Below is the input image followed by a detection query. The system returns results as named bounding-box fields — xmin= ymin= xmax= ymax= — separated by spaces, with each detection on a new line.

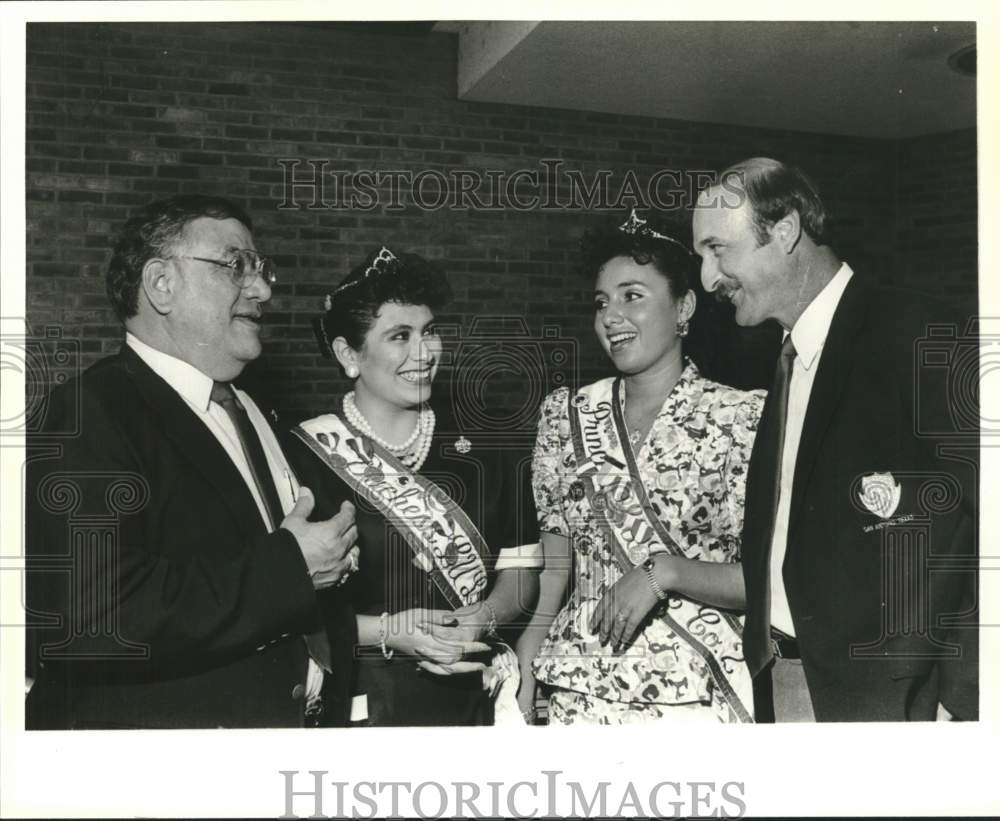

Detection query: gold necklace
xmin=623 ymin=395 xmax=661 ymax=449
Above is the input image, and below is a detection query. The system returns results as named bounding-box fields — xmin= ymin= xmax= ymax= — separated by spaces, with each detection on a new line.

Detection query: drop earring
xmin=676 ymin=319 xmax=689 ymax=338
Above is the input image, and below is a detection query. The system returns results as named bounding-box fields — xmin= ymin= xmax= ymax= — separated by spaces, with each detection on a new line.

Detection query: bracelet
xmin=643 ymin=557 xmax=669 ymax=601
xmin=482 ymin=599 xmax=499 ymax=639
xmin=521 ymin=707 xmax=536 ymax=724
xmin=378 ymin=611 xmax=394 ymax=660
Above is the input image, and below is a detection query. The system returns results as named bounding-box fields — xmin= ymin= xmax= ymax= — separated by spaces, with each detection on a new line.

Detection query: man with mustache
xmin=26 ymin=195 xmax=359 ymax=728
xmin=692 ymin=158 xmax=977 ymax=722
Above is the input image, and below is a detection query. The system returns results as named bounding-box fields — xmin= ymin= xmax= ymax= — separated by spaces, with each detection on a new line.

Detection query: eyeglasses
xmin=170 ymin=249 xmax=277 ymax=288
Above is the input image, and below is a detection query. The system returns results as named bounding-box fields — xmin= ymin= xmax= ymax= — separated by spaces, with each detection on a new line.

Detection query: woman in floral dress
xmin=517 ymin=211 xmax=765 ymax=724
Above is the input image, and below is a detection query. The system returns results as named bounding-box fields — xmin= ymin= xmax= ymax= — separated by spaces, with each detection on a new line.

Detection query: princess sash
xmin=566 ymin=378 xmax=753 ymax=723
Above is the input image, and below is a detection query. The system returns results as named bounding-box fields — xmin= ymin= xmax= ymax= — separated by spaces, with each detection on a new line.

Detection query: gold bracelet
xmin=643 ymin=557 xmax=668 ymax=601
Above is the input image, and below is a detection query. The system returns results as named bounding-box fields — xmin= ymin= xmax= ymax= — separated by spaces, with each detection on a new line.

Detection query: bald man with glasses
xmin=26 ymin=195 xmax=359 ymax=729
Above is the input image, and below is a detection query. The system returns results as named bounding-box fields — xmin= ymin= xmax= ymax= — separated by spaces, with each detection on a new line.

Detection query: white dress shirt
xmin=126 ymin=332 xmax=300 ymax=527
xmin=769 ymin=263 xmax=854 ymax=635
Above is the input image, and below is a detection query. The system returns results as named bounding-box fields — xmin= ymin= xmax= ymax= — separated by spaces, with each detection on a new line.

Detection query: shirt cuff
xmin=494 ymin=542 xmax=544 ymax=570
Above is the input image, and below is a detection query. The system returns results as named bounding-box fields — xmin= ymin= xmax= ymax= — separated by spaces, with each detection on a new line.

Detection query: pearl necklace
xmin=343 ymin=392 xmax=435 ymax=471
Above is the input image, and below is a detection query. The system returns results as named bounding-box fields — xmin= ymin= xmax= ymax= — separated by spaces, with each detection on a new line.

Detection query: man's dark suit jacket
xmin=25 ymin=345 xmax=355 ymax=729
xmin=742 ymin=274 xmax=978 ymax=721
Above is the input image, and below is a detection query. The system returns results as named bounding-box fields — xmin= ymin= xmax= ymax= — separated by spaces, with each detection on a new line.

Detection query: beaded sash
xmin=566 ymin=378 xmax=753 ymax=723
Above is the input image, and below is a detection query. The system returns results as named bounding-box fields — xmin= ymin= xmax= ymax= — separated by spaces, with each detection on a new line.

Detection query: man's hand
xmin=281 ymin=488 xmax=358 ymax=589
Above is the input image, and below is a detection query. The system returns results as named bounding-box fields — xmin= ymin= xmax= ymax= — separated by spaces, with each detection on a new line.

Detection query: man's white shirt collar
xmin=125 ymin=332 xmax=215 ymax=412
xmin=788 ymin=263 xmax=854 ymax=369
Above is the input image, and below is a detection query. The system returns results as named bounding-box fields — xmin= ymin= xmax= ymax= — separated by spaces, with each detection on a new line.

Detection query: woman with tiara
xmin=283 ymin=246 xmax=541 ymax=726
xmin=517 ymin=211 xmax=765 ymax=725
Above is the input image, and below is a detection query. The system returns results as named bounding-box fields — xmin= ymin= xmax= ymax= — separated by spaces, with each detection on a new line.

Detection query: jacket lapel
xmin=787 ymin=274 xmax=870 ymax=538
xmin=118 ymin=345 xmax=269 ymax=542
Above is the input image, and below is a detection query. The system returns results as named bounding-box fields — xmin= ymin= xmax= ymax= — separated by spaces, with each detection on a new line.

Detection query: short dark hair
xmin=316 ymin=247 xmax=452 ymax=354
xmin=721 ymin=158 xmax=831 ymax=247
xmin=579 ymin=214 xmax=696 ymax=299
xmin=579 ymin=213 xmax=730 ymax=375
xmin=106 ymin=195 xmax=253 ymax=322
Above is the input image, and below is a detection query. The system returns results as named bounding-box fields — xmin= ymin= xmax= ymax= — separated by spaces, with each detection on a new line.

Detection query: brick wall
xmin=25 ymin=22 xmax=977 ymax=422
xmin=892 ymin=128 xmax=978 ymax=320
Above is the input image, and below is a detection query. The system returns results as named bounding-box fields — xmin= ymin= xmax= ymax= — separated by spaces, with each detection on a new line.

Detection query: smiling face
xmin=351 ymin=302 xmax=442 ymax=412
xmin=165 ymin=216 xmax=270 ymax=381
xmin=692 ymin=188 xmax=797 ymax=328
xmin=593 ymin=256 xmax=693 ymax=378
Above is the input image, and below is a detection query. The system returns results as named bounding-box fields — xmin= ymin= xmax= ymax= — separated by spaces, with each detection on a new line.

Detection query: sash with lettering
xmin=567 ymin=379 xmax=754 ymax=723
xmin=292 ymin=410 xmax=523 ymax=723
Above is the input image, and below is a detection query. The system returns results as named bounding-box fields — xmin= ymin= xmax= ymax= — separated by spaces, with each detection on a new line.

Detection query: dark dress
xmin=282 ymin=395 xmax=538 ymax=727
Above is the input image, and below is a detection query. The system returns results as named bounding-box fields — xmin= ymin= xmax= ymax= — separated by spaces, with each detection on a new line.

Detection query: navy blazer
xmin=25 ymin=345 xmax=354 ymax=728
xmin=742 ymin=274 xmax=978 ymax=721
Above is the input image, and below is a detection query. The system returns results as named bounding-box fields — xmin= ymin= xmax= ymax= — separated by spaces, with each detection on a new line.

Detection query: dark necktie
xmin=747 ymin=335 xmax=797 ymax=673
xmin=763 ymin=335 xmax=797 ymax=536
xmin=211 ymin=382 xmax=333 ymax=675
xmin=211 ymin=382 xmax=284 ymax=531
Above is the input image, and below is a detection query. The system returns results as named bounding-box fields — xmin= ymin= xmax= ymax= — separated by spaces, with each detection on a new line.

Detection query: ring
xmin=335 ymin=553 xmax=359 ymax=587
xmin=616 ymin=611 xmax=627 ymax=621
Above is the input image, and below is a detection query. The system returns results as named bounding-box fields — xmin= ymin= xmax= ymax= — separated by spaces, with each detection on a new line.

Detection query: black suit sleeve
xmin=27 ymin=380 xmax=321 ymax=681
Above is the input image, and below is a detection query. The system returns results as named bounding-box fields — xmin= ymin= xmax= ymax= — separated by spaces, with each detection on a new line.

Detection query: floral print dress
xmin=531 ymin=362 xmax=765 ymax=723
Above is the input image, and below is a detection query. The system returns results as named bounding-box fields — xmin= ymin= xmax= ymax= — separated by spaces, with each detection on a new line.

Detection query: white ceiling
xmin=435 ymin=21 xmax=976 ymax=139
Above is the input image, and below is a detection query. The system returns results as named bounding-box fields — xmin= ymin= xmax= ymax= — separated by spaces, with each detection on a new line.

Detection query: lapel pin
xmin=858 ymin=472 xmax=901 ymax=519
